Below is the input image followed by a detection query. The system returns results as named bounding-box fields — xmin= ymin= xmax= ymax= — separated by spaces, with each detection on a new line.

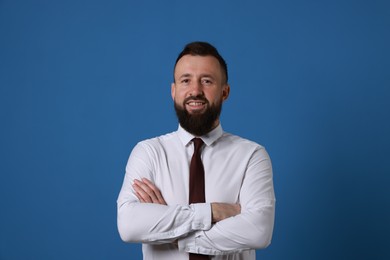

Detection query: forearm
xmin=117 ymin=201 xmax=212 ymax=244
xmin=117 ymin=143 xmax=214 ymax=244
xmin=211 ymin=203 xmax=241 ymax=223
xmin=119 ymin=181 xmax=241 ymax=246
xmin=178 ymin=200 xmax=275 ymax=255
xmin=178 ymin=147 xmax=276 ymax=255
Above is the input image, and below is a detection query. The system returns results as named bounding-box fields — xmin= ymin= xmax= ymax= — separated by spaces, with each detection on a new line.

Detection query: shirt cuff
xmin=178 ymin=230 xmax=197 ymax=253
xmin=178 ymin=203 xmax=212 ymax=254
xmin=190 ymin=203 xmax=212 ymax=231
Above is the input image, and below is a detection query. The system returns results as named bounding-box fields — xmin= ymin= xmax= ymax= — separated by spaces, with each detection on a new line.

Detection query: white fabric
xmin=117 ymin=124 xmax=276 ymax=260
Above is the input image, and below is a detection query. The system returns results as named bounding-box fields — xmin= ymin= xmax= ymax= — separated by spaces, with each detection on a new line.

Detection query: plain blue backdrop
xmin=1 ymin=0 xmax=389 ymax=259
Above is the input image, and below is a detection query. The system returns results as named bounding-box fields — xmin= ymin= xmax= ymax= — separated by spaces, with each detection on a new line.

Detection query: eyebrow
xmin=179 ymin=73 xmax=192 ymax=79
xmin=179 ymin=73 xmax=215 ymax=79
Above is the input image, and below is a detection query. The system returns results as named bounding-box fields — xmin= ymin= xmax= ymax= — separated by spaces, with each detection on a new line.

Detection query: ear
xmin=171 ymin=82 xmax=176 ymax=100
xmin=222 ymin=84 xmax=230 ymax=102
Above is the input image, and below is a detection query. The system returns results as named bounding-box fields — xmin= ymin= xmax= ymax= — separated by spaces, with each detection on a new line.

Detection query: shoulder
xmin=132 ymin=131 xmax=179 ymax=155
xmin=220 ymin=132 xmax=265 ymax=150
xmin=218 ymin=131 xmax=270 ymax=160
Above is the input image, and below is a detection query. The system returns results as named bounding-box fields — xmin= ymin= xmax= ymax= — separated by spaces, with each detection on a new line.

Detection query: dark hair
xmin=174 ymin=41 xmax=228 ymax=83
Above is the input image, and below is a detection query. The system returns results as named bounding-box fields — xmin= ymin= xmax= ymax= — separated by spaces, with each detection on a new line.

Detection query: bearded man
xmin=117 ymin=42 xmax=275 ymax=260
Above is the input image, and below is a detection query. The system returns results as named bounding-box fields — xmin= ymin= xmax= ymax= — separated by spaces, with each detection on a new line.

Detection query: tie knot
xmin=192 ymin=138 xmax=204 ymax=151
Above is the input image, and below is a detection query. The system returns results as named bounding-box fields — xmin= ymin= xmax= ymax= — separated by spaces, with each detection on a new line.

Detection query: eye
xmin=181 ymin=78 xmax=190 ymax=84
xmin=201 ymin=78 xmax=213 ymax=85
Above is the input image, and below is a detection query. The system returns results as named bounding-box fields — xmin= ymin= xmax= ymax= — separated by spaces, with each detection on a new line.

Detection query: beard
xmin=174 ymin=95 xmax=222 ymax=136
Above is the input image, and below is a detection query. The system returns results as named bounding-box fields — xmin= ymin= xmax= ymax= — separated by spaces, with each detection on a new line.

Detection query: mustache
xmin=183 ymin=95 xmax=208 ymax=104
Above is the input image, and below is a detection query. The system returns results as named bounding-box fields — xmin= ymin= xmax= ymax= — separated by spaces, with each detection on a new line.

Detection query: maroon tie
xmin=189 ymin=138 xmax=209 ymax=260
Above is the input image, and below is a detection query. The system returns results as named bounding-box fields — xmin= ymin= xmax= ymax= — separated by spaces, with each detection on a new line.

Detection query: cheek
xmin=173 ymin=91 xmax=187 ymax=104
xmin=174 ymin=91 xmax=185 ymax=101
xmin=206 ymin=91 xmax=223 ymax=103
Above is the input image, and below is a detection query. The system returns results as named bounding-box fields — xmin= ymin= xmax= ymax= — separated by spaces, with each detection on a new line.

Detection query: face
xmin=171 ymin=55 xmax=230 ymax=135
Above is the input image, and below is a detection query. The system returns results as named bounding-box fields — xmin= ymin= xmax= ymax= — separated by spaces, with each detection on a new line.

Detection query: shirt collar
xmin=177 ymin=124 xmax=224 ymax=147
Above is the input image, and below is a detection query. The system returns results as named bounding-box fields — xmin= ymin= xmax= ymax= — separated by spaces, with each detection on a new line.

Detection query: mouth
xmin=185 ymin=99 xmax=207 ymax=113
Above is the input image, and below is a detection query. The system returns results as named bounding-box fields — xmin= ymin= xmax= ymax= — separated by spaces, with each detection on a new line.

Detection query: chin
xmin=187 ymin=110 xmax=206 ymax=115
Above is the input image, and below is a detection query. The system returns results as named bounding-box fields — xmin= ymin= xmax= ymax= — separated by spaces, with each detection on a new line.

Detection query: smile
xmin=185 ymin=100 xmax=206 ymax=112
xmin=187 ymin=101 xmax=205 ymax=106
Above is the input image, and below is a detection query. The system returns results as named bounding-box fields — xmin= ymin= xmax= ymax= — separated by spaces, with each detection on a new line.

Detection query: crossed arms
xmin=117 ymin=143 xmax=275 ymax=255
xmin=133 ymin=178 xmax=241 ymax=223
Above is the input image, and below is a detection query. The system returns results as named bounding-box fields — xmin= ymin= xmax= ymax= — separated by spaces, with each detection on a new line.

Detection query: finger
xmin=133 ymin=182 xmax=153 ymax=203
xmin=133 ymin=183 xmax=149 ymax=203
xmin=138 ymin=179 xmax=160 ymax=203
xmin=139 ymin=178 xmax=165 ymax=204
xmin=134 ymin=179 xmax=160 ymax=203
xmin=236 ymin=204 xmax=241 ymax=213
xmin=142 ymin=178 xmax=167 ymax=205
xmin=134 ymin=190 xmax=145 ymax=203
xmin=134 ymin=185 xmax=151 ymax=203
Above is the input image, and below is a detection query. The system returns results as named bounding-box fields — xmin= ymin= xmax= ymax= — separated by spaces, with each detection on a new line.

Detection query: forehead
xmin=174 ymin=55 xmax=222 ymax=79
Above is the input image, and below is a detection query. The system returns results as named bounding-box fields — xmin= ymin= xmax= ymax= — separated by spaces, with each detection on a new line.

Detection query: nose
xmin=189 ymin=81 xmax=204 ymax=97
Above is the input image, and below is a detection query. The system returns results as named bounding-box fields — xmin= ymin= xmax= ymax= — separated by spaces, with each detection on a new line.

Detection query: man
xmin=117 ymin=42 xmax=275 ymax=260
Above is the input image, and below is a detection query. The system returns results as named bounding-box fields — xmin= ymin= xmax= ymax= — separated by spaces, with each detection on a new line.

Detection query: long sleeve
xmin=117 ymin=142 xmax=212 ymax=244
xmin=117 ymin=126 xmax=276 ymax=259
xmin=178 ymin=147 xmax=276 ymax=255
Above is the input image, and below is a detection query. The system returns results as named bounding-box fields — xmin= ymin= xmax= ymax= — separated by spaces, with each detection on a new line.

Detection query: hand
xmin=211 ymin=203 xmax=241 ymax=223
xmin=132 ymin=178 xmax=167 ymax=205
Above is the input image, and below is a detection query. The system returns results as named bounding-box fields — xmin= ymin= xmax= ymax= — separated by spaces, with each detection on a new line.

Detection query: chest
xmin=153 ymin=147 xmax=248 ymax=205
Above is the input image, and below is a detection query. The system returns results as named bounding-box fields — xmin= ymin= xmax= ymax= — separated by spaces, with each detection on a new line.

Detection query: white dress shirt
xmin=117 ymin=124 xmax=275 ymax=260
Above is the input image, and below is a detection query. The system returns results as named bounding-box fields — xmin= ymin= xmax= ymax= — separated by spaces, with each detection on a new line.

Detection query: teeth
xmin=188 ymin=102 xmax=204 ymax=106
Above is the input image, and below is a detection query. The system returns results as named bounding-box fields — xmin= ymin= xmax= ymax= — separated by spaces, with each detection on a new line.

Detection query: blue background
xmin=1 ymin=0 xmax=389 ymax=259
